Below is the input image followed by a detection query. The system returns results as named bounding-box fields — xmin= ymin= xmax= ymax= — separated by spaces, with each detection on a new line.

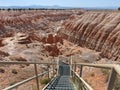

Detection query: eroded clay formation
xmin=59 ymin=12 xmax=120 ymax=61
xmin=0 ymin=10 xmax=83 ymax=37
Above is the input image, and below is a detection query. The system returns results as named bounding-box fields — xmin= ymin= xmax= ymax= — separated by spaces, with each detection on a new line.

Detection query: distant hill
xmin=83 ymin=6 xmax=118 ymax=10
xmin=0 ymin=5 xmax=74 ymax=9
xmin=0 ymin=5 xmax=118 ymax=10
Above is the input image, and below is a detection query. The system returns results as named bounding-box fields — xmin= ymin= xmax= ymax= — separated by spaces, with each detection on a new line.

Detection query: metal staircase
xmin=44 ymin=62 xmax=74 ymax=90
xmin=0 ymin=58 xmax=120 ymax=90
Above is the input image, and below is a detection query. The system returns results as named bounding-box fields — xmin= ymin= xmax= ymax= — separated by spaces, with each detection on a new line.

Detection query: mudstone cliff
xmin=59 ymin=12 xmax=120 ymax=61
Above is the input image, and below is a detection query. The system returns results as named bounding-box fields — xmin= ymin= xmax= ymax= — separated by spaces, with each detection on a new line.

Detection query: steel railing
xmin=72 ymin=63 xmax=120 ymax=90
xmin=71 ymin=70 xmax=93 ymax=90
xmin=0 ymin=60 xmax=120 ymax=90
xmin=0 ymin=61 xmax=57 ymax=90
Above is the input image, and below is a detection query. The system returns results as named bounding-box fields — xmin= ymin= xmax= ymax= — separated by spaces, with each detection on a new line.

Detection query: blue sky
xmin=0 ymin=0 xmax=120 ymax=7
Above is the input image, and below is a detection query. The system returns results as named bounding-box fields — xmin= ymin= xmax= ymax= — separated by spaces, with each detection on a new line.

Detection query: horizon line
xmin=0 ymin=5 xmax=119 ymax=8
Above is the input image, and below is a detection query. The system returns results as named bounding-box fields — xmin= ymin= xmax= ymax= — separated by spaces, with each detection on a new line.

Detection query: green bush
xmin=40 ymin=78 xmax=51 ymax=85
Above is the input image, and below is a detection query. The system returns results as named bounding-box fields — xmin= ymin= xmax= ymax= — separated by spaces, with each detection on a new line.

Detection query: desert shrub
xmin=40 ymin=78 xmax=51 ymax=85
xmin=101 ymin=69 xmax=109 ymax=75
xmin=10 ymin=81 xmax=17 ymax=86
xmin=0 ymin=68 xmax=5 ymax=73
xmin=12 ymin=69 xmax=18 ymax=74
xmin=101 ymin=69 xmax=110 ymax=82
xmin=91 ymin=73 xmax=95 ymax=77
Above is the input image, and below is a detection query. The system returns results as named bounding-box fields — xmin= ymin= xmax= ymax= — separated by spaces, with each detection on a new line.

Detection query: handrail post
xmin=57 ymin=57 xmax=59 ymax=76
xmin=79 ymin=65 xmax=83 ymax=77
xmin=47 ymin=65 xmax=50 ymax=78
xmin=79 ymin=65 xmax=83 ymax=90
xmin=74 ymin=62 xmax=76 ymax=73
xmin=70 ymin=56 xmax=73 ymax=77
xmin=73 ymin=62 xmax=76 ymax=79
xmin=107 ymin=68 xmax=117 ymax=90
xmin=34 ymin=64 xmax=39 ymax=90
xmin=53 ymin=64 xmax=55 ymax=77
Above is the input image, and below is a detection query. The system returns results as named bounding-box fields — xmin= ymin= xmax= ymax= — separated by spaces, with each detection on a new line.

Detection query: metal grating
xmin=45 ymin=76 xmax=74 ymax=90
xmin=45 ymin=62 xmax=74 ymax=90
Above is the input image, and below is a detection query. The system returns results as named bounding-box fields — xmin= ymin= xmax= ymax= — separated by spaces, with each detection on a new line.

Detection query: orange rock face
xmin=54 ymin=35 xmax=63 ymax=44
xmin=41 ymin=34 xmax=63 ymax=44
xmin=47 ymin=34 xmax=54 ymax=44
xmin=60 ymin=12 xmax=120 ymax=61
xmin=0 ymin=22 xmax=4 ymax=29
xmin=44 ymin=44 xmax=60 ymax=57
xmin=41 ymin=33 xmax=63 ymax=57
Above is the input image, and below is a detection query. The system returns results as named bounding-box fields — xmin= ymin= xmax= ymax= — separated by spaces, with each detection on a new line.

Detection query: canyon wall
xmin=59 ymin=12 xmax=120 ymax=61
xmin=0 ymin=10 xmax=84 ymax=60
xmin=0 ymin=10 xmax=84 ymax=37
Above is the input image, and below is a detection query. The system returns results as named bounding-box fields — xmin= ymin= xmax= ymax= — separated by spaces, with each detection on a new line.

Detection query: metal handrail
xmin=42 ymin=75 xmax=57 ymax=90
xmin=0 ymin=61 xmax=57 ymax=65
xmin=1 ymin=61 xmax=120 ymax=90
xmin=72 ymin=70 xmax=93 ymax=90
xmin=75 ymin=63 xmax=120 ymax=75
xmin=4 ymin=70 xmax=53 ymax=90
xmin=0 ymin=61 xmax=57 ymax=90
xmin=73 ymin=63 xmax=120 ymax=90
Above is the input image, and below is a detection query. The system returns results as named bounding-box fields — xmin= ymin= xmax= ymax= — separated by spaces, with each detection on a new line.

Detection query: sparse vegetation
xmin=40 ymin=78 xmax=51 ymax=85
xmin=0 ymin=8 xmax=71 ymax=11
xmin=10 ymin=81 xmax=17 ymax=86
xmin=90 ymin=73 xmax=95 ymax=77
xmin=32 ymin=85 xmax=37 ymax=90
xmin=101 ymin=69 xmax=110 ymax=82
xmin=7 ymin=8 xmax=11 ymax=12
xmin=12 ymin=69 xmax=18 ymax=74
xmin=0 ymin=68 xmax=5 ymax=73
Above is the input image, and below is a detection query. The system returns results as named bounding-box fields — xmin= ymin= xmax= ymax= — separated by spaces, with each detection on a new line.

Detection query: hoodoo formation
xmin=59 ymin=12 xmax=120 ymax=61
